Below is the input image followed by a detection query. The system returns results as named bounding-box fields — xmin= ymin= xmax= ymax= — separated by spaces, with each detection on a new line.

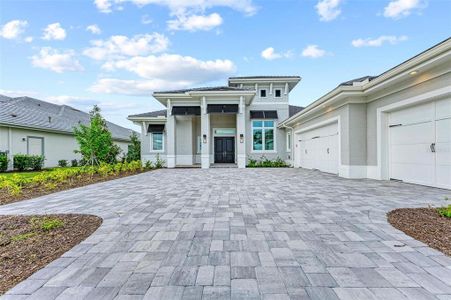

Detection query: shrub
xmin=13 ymin=154 xmax=30 ymax=171
xmin=13 ymin=154 xmax=44 ymax=171
xmin=154 ymin=154 xmax=165 ymax=169
xmin=246 ymin=156 xmax=289 ymax=168
xmin=58 ymin=160 xmax=68 ymax=167
xmin=29 ymin=155 xmax=45 ymax=171
xmin=126 ymin=132 xmax=141 ymax=162
xmin=438 ymin=206 xmax=451 ymax=218
xmin=0 ymin=153 xmax=8 ymax=172
xmin=144 ymin=160 xmax=153 ymax=170
xmin=71 ymin=159 xmax=78 ymax=167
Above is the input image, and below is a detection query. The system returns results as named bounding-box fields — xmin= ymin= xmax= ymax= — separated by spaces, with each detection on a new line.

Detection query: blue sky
xmin=1 ymin=0 xmax=450 ymax=129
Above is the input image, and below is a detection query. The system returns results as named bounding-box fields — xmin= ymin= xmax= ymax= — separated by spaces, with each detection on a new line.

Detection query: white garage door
xmin=297 ymin=122 xmax=339 ymax=174
xmin=389 ymin=98 xmax=451 ymax=189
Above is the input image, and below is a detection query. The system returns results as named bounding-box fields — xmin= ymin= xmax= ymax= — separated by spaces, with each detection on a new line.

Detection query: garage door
xmin=297 ymin=122 xmax=339 ymax=174
xmin=389 ymin=98 xmax=451 ymax=189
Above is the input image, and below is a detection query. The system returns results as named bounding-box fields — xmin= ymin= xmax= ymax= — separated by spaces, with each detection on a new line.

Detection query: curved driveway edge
xmin=0 ymin=168 xmax=450 ymax=300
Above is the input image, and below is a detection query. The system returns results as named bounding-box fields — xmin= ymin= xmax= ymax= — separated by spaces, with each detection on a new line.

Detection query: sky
xmin=0 ymin=0 xmax=450 ymax=130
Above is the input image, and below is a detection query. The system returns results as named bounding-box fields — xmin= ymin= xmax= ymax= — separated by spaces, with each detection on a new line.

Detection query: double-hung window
xmin=252 ymin=120 xmax=275 ymax=151
xmin=151 ymin=132 xmax=164 ymax=151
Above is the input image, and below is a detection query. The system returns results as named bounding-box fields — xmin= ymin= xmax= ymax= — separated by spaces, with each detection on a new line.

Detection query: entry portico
xmin=128 ymin=76 xmax=302 ymax=169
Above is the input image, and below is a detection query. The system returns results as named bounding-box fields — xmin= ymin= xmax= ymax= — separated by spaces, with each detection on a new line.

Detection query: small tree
xmin=74 ymin=105 xmax=121 ymax=165
xmin=126 ymin=132 xmax=141 ymax=162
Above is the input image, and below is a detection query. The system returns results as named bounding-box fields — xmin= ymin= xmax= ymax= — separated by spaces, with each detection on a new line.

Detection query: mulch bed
xmin=387 ymin=208 xmax=451 ymax=256
xmin=0 ymin=214 xmax=102 ymax=295
xmin=0 ymin=171 xmax=147 ymax=206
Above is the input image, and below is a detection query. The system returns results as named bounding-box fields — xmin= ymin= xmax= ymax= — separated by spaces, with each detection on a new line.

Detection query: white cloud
xmin=351 ymin=35 xmax=408 ymax=47
xmin=91 ymin=54 xmax=236 ymax=96
xmin=383 ymin=0 xmax=426 ymax=19
xmin=83 ymin=33 xmax=169 ymax=60
xmin=0 ymin=89 xmax=38 ymax=98
xmin=315 ymin=0 xmax=342 ymax=21
xmin=46 ymin=95 xmax=137 ymax=111
xmin=102 ymin=54 xmax=235 ymax=81
xmin=86 ymin=24 xmax=102 ymax=34
xmin=94 ymin=0 xmax=112 ymax=13
xmin=301 ymin=45 xmax=327 ymax=58
xmin=24 ymin=36 xmax=33 ymax=43
xmin=168 ymin=13 xmax=223 ymax=31
xmin=31 ymin=47 xmax=84 ymax=73
xmin=42 ymin=22 xmax=66 ymax=40
xmin=93 ymin=0 xmax=257 ymax=16
xmin=261 ymin=47 xmax=292 ymax=60
xmin=141 ymin=14 xmax=153 ymax=24
xmin=0 ymin=20 xmax=28 ymax=39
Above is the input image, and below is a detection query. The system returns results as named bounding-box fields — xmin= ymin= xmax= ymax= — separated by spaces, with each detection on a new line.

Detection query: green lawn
xmin=0 ymin=167 xmax=76 ymax=179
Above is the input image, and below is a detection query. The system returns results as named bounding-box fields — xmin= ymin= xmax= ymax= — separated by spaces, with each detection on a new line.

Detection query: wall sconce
xmin=22 ymin=138 xmax=26 ymax=142
xmin=203 ymin=134 xmax=207 ymax=144
xmin=240 ymin=134 xmax=244 ymax=143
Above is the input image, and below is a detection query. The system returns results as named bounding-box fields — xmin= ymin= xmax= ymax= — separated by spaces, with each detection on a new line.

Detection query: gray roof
xmin=229 ymin=76 xmax=301 ymax=80
xmin=129 ymin=105 xmax=304 ymax=119
xmin=129 ymin=109 xmax=167 ymax=118
xmin=339 ymin=76 xmax=377 ymax=86
xmin=154 ymin=86 xmax=254 ymax=94
xmin=289 ymin=105 xmax=304 ymax=117
xmin=0 ymin=96 xmax=133 ymax=141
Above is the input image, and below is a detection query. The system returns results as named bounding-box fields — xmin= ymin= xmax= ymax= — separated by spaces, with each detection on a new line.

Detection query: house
xmin=128 ymin=77 xmax=303 ymax=168
xmin=280 ymin=37 xmax=451 ymax=189
xmin=0 ymin=96 xmax=134 ymax=169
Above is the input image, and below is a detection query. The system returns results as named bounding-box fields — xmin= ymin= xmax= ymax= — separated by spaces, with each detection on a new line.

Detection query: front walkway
xmin=1 ymin=168 xmax=450 ymax=300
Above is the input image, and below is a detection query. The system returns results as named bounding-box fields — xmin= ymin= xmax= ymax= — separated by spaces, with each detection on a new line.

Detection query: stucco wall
xmin=0 ymin=126 xmax=131 ymax=168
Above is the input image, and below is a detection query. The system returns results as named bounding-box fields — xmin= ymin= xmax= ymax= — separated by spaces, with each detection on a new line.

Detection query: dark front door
xmin=214 ymin=137 xmax=235 ymax=163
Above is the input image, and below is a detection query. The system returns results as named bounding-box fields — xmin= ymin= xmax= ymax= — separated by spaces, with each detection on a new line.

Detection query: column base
xmin=167 ymin=155 xmax=176 ymax=168
xmin=201 ymin=154 xmax=210 ymax=169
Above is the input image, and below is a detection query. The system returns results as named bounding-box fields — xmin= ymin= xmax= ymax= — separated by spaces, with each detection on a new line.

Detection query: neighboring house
xmin=128 ymin=77 xmax=303 ymax=168
xmin=280 ymin=37 xmax=451 ymax=189
xmin=0 ymin=96 xmax=134 ymax=169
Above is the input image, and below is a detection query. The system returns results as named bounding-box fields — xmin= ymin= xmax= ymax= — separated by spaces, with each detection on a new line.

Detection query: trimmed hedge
xmin=0 ymin=153 xmax=8 ymax=172
xmin=13 ymin=155 xmax=45 ymax=171
xmin=247 ymin=157 xmax=289 ymax=168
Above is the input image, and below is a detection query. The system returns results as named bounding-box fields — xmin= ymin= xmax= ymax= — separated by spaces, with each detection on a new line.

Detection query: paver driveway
xmin=1 ymin=168 xmax=451 ymax=300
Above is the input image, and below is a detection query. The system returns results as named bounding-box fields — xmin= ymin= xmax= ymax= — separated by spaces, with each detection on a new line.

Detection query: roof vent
xmin=11 ymin=114 xmax=17 ymax=117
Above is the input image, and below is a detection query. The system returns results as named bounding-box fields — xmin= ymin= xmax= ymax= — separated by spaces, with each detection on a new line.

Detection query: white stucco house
xmin=129 ymin=38 xmax=450 ymax=190
xmin=128 ymin=76 xmax=303 ymax=169
xmin=0 ymin=96 xmax=134 ymax=169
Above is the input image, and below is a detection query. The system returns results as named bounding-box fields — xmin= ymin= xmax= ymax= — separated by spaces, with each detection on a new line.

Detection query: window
xmin=260 ymin=89 xmax=267 ymax=98
xmin=286 ymin=132 xmax=291 ymax=152
xmin=197 ymin=136 xmax=202 ymax=154
xmin=151 ymin=132 xmax=163 ymax=151
xmin=252 ymin=120 xmax=275 ymax=151
xmin=275 ymin=89 xmax=282 ymax=97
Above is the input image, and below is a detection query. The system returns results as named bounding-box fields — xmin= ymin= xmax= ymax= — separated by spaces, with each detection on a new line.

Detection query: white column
xmin=201 ymin=96 xmax=210 ymax=169
xmin=166 ymin=99 xmax=176 ymax=168
xmin=237 ymin=96 xmax=246 ymax=168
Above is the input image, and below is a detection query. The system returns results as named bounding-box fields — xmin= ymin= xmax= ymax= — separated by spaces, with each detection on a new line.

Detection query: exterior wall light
xmin=203 ymin=134 xmax=207 ymax=144
xmin=240 ymin=134 xmax=244 ymax=143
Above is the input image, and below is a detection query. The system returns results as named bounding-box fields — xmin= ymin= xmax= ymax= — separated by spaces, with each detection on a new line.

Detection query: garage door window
xmin=252 ymin=120 xmax=275 ymax=151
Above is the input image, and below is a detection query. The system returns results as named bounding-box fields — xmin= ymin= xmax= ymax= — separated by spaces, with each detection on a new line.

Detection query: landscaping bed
xmin=0 ymin=214 xmax=102 ymax=294
xmin=0 ymin=161 xmax=158 ymax=206
xmin=387 ymin=208 xmax=451 ymax=256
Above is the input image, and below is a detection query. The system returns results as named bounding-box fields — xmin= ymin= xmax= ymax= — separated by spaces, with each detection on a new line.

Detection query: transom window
xmin=252 ymin=120 xmax=275 ymax=151
xmin=151 ymin=132 xmax=163 ymax=151
xmin=260 ymin=89 xmax=267 ymax=98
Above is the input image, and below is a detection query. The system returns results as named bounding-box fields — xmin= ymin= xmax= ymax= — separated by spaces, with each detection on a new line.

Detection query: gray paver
xmin=0 ymin=168 xmax=449 ymax=299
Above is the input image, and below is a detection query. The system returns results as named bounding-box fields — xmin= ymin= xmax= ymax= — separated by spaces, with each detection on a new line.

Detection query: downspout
xmin=8 ymin=127 xmax=13 ymax=170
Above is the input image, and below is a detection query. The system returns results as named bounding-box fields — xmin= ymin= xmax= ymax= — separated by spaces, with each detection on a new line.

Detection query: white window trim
xmin=150 ymin=132 xmax=165 ymax=153
xmin=260 ymin=89 xmax=267 ymax=98
xmin=274 ymin=89 xmax=282 ymax=98
xmin=251 ymin=119 xmax=277 ymax=153
xmin=286 ymin=132 xmax=291 ymax=152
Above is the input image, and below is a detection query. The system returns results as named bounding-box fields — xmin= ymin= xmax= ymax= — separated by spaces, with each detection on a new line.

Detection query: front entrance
xmin=214 ymin=137 xmax=235 ymax=163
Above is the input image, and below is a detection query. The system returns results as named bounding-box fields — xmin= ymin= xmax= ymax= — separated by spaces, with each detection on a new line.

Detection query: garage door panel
xmin=389 ymin=102 xmax=434 ymax=125
xmin=390 ymin=144 xmax=434 ymax=165
xmin=436 ymin=165 xmax=451 ymax=188
xmin=436 ymin=118 xmax=451 ymax=143
xmin=391 ymin=163 xmax=435 ymax=185
xmin=436 ymin=98 xmax=451 ymax=120
xmin=436 ymin=143 xmax=451 ymax=165
xmin=389 ymin=122 xmax=433 ymax=145
xmin=297 ymin=122 xmax=338 ymax=174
